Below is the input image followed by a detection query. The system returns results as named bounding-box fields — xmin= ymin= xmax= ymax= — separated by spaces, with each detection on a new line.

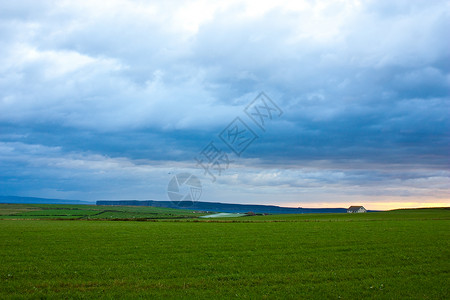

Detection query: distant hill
xmin=96 ymin=200 xmax=347 ymax=214
xmin=0 ymin=196 xmax=94 ymax=205
xmin=0 ymin=196 xmax=348 ymax=214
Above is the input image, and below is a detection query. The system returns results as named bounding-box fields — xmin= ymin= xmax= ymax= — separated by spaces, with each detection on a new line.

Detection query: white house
xmin=347 ymin=206 xmax=367 ymax=213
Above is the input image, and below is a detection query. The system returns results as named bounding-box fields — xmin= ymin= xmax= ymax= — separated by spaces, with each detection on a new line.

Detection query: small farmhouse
xmin=347 ymin=206 xmax=367 ymax=213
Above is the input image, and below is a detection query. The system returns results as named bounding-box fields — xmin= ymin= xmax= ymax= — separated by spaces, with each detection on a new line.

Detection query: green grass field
xmin=0 ymin=203 xmax=206 ymax=220
xmin=0 ymin=206 xmax=448 ymax=299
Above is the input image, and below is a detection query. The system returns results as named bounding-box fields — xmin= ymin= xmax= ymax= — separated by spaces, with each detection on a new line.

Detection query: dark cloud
xmin=0 ymin=0 xmax=448 ymax=208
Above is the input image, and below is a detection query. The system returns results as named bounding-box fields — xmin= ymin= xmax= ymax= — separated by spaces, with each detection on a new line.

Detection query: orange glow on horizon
xmin=279 ymin=201 xmax=450 ymax=211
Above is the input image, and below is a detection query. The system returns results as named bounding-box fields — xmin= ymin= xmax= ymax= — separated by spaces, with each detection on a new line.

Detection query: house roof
xmin=347 ymin=206 xmax=365 ymax=211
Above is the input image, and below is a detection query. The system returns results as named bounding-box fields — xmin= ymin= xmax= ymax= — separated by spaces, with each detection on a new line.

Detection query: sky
xmin=0 ymin=0 xmax=449 ymax=210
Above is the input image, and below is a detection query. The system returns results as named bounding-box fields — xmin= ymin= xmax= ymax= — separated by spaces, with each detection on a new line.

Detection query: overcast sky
xmin=1 ymin=0 xmax=449 ymax=209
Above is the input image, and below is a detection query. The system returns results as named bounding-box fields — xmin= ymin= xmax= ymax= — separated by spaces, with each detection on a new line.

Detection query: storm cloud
xmin=1 ymin=0 xmax=449 ymax=209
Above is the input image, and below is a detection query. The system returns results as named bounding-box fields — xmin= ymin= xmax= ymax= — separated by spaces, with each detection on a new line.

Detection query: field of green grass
xmin=0 ymin=203 xmax=206 ymax=220
xmin=0 ymin=206 xmax=448 ymax=299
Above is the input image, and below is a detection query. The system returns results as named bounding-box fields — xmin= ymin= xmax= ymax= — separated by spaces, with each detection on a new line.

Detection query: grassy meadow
xmin=0 ymin=205 xmax=448 ymax=299
xmin=0 ymin=203 xmax=206 ymax=220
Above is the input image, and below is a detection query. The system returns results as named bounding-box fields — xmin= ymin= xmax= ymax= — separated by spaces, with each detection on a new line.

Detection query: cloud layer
xmin=1 ymin=0 xmax=449 ymax=209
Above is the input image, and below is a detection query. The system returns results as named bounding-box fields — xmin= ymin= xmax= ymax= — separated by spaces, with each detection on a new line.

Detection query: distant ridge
xmin=0 ymin=196 xmax=348 ymax=214
xmin=0 ymin=196 xmax=94 ymax=205
xmin=96 ymin=200 xmax=347 ymax=214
